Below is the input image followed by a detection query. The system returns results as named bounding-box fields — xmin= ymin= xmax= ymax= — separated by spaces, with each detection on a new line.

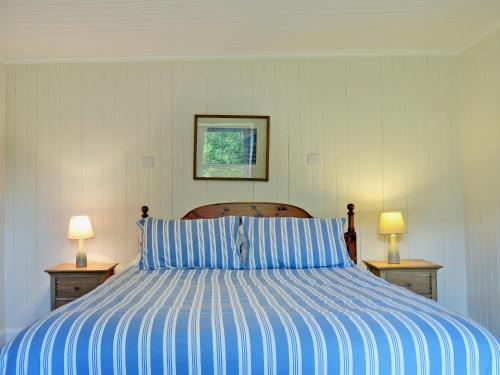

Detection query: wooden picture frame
xmin=193 ymin=115 xmax=270 ymax=181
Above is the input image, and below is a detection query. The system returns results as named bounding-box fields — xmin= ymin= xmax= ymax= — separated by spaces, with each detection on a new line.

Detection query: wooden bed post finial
xmin=347 ymin=203 xmax=355 ymax=232
xmin=141 ymin=206 xmax=149 ymax=219
xmin=344 ymin=203 xmax=357 ymax=264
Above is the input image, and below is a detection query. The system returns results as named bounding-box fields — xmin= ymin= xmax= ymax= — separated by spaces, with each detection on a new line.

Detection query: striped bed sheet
xmin=1 ymin=266 xmax=498 ymax=374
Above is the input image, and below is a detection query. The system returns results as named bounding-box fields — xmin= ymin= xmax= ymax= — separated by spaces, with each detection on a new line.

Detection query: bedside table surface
xmin=363 ymin=259 xmax=442 ymax=270
xmin=45 ymin=262 xmax=118 ymax=273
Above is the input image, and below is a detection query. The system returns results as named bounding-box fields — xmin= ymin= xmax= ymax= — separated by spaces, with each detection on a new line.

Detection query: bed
xmin=1 ymin=203 xmax=498 ymax=375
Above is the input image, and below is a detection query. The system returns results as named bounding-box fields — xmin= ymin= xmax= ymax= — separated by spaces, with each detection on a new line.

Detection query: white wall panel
xmin=460 ymin=29 xmax=500 ymax=336
xmin=0 ymin=62 xmax=5 ymax=340
xmin=3 ymin=56 xmax=468 ymax=335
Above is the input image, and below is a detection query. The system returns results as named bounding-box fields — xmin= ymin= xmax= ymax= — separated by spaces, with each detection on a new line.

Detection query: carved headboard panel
xmin=140 ymin=202 xmax=357 ymax=264
xmin=181 ymin=202 xmax=313 ymax=220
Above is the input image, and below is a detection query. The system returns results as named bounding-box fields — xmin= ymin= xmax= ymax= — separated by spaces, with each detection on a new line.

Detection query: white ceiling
xmin=1 ymin=0 xmax=500 ymax=60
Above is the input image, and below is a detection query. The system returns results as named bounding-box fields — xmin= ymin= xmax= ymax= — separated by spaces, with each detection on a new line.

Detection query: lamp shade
xmin=379 ymin=212 xmax=406 ymax=235
xmin=68 ymin=215 xmax=94 ymax=240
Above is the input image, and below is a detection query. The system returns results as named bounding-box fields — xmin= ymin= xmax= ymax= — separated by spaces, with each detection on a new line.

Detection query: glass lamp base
xmin=76 ymin=239 xmax=87 ymax=268
xmin=387 ymin=234 xmax=400 ymax=264
xmin=76 ymin=253 xmax=87 ymax=268
xmin=388 ymin=249 xmax=400 ymax=264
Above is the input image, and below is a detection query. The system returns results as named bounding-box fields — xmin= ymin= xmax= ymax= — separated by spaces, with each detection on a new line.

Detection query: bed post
xmin=344 ymin=203 xmax=357 ymax=264
xmin=141 ymin=206 xmax=149 ymax=219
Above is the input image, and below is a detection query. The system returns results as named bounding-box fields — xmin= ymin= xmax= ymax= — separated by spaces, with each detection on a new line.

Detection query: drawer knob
xmin=74 ymin=286 xmax=80 ymax=291
xmin=406 ymin=282 xmax=412 ymax=288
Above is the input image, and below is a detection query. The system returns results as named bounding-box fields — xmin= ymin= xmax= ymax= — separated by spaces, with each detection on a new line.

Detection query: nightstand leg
xmin=431 ymin=270 xmax=438 ymax=301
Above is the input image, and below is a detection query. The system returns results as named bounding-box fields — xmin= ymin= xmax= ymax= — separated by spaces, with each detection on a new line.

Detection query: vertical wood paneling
xmin=136 ymin=64 xmax=151 ymax=212
xmin=109 ymin=64 xmax=128 ymax=266
xmin=295 ymin=59 xmax=314 ymax=212
xmin=172 ymin=61 xmax=207 ymax=217
xmin=287 ymin=60 xmax=308 ymax=209
xmin=327 ymin=59 xmax=348 ymax=219
xmin=252 ymin=60 xmax=284 ymax=202
xmin=253 ymin=59 xmax=290 ymax=203
xmin=158 ymin=63 xmax=174 ymax=219
xmin=440 ymin=58 xmax=466 ymax=314
xmin=34 ymin=64 xmax=57 ymax=317
xmin=0 ymin=63 xmax=5 ymax=335
xmin=3 ymin=56 xmax=469 ymax=334
xmin=350 ymin=58 xmax=384 ymax=261
xmin=124 ymin=64 xmax=142 ymax=261
xmin=405 ymin=58 xmax=432 ymax=272
xmin=460 ymin=29 xmax=500 ymax=336
xmin=13 ymin=65 xmax=38 ymax=327
xmin=146 ymin=63 xmax=162 ymax=212
xmin=4 ymin=65 xmax=16 ymax=333
xmin=101 ymin=64 xmax=120 ymax=264
xmin=81 ymin=64 xmax=104 ymax=263
xmin=309 ymin=59 xmax=325 ymax=217
xmin=59 ymin=65 xmax=83 ymax=264
xmin=380 ymin=58 xmax=409 ymax=258
xmin=425 ymin=57 xmax=445 ymax=301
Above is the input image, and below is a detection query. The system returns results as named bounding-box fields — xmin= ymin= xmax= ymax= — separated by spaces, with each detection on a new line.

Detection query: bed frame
xmin=140 ymin=202 xmax=357 ymax=264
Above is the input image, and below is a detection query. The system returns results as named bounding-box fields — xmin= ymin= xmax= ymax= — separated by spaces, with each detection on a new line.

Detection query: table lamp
xmin=68 ymin=215 xmax=94 ymax=268
xmin=379 ymin=211 xmax=406 ymax=264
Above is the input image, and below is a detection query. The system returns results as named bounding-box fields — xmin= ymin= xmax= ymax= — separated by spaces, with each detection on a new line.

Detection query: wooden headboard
xmin=140 ymin=202 xmax=357 ymax=264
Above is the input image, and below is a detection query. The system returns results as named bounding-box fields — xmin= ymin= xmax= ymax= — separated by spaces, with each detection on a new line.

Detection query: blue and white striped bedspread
xmin=1 ymin=266 xmax=499 ymax=374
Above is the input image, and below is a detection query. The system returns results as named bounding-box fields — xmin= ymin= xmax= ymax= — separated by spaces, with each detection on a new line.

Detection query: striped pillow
xmin=242 ymin=216 xmax=353 ymax=269
xmin=139 ymin=216 xmax=243 ymax=270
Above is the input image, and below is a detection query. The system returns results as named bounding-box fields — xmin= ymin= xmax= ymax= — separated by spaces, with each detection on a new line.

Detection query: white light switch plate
xmin=142 ymin=156 xmax=155 ymax=168
xmin=307 ymin=153 xmax=320 ymax=166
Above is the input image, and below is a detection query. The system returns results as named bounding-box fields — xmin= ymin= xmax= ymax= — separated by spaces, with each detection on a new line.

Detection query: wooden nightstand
xmin=363 ymin=259 xmax=442 ymax=301
xmin=45 ymin=263 xmax=118 ymax=310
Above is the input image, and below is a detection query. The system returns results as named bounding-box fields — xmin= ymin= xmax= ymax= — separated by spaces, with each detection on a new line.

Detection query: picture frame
xmin=193 ymin=115 xmax=270 ymax=181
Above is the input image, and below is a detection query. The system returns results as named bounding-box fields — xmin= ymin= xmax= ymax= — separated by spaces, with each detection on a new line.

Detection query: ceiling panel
xmin=0 ymin=0 xmax=499 ymax=59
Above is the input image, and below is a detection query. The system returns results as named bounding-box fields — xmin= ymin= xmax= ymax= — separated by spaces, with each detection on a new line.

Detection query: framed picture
xmin=193 ymin=115 xmax=270 ymax=181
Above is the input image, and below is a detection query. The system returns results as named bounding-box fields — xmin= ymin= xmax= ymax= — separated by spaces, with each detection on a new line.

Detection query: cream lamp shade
xmin=379 ymin=212 xmax=406 ymax=235
xmin=68 ymin=216 xmax=94 ymax=240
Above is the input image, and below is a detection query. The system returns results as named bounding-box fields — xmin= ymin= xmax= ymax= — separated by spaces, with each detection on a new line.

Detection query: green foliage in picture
xmin=202 ymin=128 xmax=257 ymax=165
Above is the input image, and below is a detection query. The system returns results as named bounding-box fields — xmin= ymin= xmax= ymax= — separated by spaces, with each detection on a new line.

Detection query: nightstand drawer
xmin=55 ymin=276 xmax=103 ymax=298
xmin=384 ymin=270 xmax=432 ymax=295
